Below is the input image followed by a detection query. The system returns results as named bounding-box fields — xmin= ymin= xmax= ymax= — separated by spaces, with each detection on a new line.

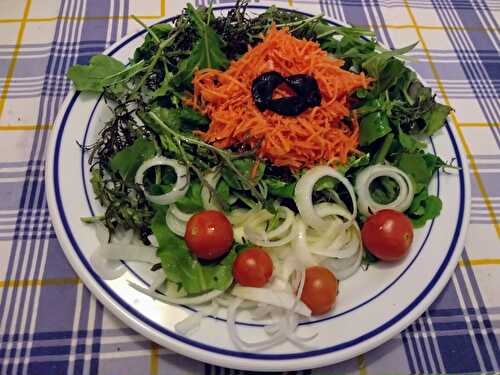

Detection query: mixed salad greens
xmin=69 ymin=1 xmax=453 ymax=347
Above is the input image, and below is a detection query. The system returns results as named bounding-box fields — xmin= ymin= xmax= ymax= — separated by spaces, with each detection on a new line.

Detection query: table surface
xmin=0 ymin=0 xmax=499 ymax=374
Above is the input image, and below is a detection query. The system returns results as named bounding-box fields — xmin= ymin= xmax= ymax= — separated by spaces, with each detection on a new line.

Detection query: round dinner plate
xmin=45 ymin=6 xmax=471 ymax=372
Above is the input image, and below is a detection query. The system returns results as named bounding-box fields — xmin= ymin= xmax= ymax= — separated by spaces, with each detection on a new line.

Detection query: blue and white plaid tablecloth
xmin=0 ymin=0 xmax=498 ymax=374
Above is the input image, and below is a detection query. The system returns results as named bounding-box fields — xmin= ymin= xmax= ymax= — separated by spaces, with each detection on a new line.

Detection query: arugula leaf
xmin=147 ymin=106 xmax=209 ymax=133
xmin=177 ymin=107 xmax=210 ymax=131
xmin=359 ymin=112 xmax=392 ymax=146
xmin=133 ymin=24 xmax=173 ymax=62
xmin=216 ymin=179 xmax=231 ymax=202
xmin=175 ymin=181 xmax=204 ymax=213
xmin=173 ymin=4 xmax=229 ymax=87
xmin=222 ymin=159 xmax=265 ymax=190
xmin=396 ymin=153 xmax=431 ymax=193
xmin=406 ymin=190 xmax=442 ymax=228
xmin=373 ymin=58 xmax=407 ymax=95
xmin=152 ymin=210 xmax=235 ymax=294
xmin=265 ymin=178 xmax=296 ymax=198
xmin=110 ymin=139 xmax=156 ymax=181
xmin=396 ymin=122 xmax=426 ymax=152
xmin=67 ymin=55 xmax=125 ymax=93
xmin=362 ymin=42 xmax=417 ymax=78
xmin=421 ymin=102 xmax=452 ymax=135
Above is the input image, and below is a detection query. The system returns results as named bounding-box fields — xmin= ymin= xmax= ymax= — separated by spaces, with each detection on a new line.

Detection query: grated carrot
xmin=189 ymin=26 xmax=372 ymax=171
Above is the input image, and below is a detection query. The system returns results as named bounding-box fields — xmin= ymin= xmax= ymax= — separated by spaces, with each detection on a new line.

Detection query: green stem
xmin=275 ymin=14 xmax=324 ymax=29
xmin=81 ymin=215 xmax=105 ymax=224
xmin=131 ymin=32 xmax=179 ymax=96
xmin=102 ymin=60 xmax=146 ymax=86
xmin=373 ymin=133 xmax=395 ymax=164
xmin=131 ymin=15 xmax=161 ymax=44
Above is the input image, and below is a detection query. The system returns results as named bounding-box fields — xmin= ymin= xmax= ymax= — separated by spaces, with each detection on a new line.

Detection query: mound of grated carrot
xmin=187 ymin=26 xmax=372 ymax=171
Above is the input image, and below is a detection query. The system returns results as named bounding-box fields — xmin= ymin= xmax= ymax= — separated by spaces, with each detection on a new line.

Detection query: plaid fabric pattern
xmin=0 ymin=0 xmax=498 ymax=374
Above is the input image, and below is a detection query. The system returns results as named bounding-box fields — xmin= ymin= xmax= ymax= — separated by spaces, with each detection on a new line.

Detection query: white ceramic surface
xmin=45 ymin=6 xmax=471 ymax=372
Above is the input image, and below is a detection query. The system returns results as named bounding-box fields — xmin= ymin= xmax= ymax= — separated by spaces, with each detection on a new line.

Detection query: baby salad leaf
xmin=362 ymin=42 xmax=418 ymax=78
xmin=406 ymin=190 xmax=442 ymax=228
xmin=359 ymin=112 xmax=392 ymax=146
xmin=175 ymin=181 xmax=204 ymax=213
xmin=133 ymin=23 xmax=173 ymax=62
xmin=173 ymin=4 xmax=229 ymax=87
xmin=421 ymin=102 xmax=452 ymax=135
xmin=396 ymin=153 xmax=432 ymax=193
xmin=67 ymin=55 xmax=125 ymax=93
xmin=265 ymin=178 xmax=296 ymax=199
xmin=151 ymin=210 xmax=235 ymax=294
xmin=110 ymin=138 xmax=156 ymax=181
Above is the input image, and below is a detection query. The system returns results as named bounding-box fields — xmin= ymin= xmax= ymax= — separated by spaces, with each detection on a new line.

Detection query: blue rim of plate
xmin=51 ymin=5 xmax=466 ymax=360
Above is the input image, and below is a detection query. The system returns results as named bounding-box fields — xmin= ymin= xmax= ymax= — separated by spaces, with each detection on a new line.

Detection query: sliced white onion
xmin=227 ymin=298 xmax=288 ymax=351
xmin=292 ymin=218 xmax=318 ymax=267
xmin=175 ymin=301 xmax=218 ymax=335
xmin=295 ymin=166 xmax=357 ymax=230
xmin=165 ymin=207 xmax=187 ymax=237
xmin=147 ymin=234 xmax=159 ymax=247
xmin=135 ymin=156 xmax=189 ymax=205
xmin=266 ymin=207 xmax=295 ymax=239
xmin=148 ymin=272 xmax=167 ymax=292
xmin=231 ymin=285 xmax=311 ymax=317
xmin=201 ymin=170 xmax=222 ymax=211
xmin=355 ymin=164 xmax=414 ymax=217
xmin=98 ymin=244 xmax=159 ymax=264
xmin=321 ymin=223 xmax=363 ymax=280
xmin=89 ymin=251 xmax=126 ymax=280
xmin=244 ymin=207 xmax=297 ymax=248
xmin=129 ymin=281 xmax=225 ymax=305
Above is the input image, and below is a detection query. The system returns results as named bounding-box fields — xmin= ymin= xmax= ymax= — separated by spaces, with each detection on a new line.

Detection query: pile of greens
xmin=69 ymin=1 xmax=451 ymax=294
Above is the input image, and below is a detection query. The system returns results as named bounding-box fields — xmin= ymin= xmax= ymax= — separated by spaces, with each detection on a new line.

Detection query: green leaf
xmin=362 ymin=42 xmax=417 ymax=78
xmin=175 ymin=181 xmax=204 ymax=213
xmin=406 ymin=191 xmax=442 ymax=228
xmin=216 ymin=179 xmax=231 ymax=202
xmin=110 ymin=138 xmax=156 ymax=181
xmin=395 ymin=123 xmax=426 ymax=152
xmin=421 ymin=102 xmax=452 ymax=135
xmin=147 ymin=106 xmax=209 ymax=133
xmin=173 ymin=5 xmax=229 ymax=87
xmin=396 ymin=153 xmax=431 ymax=193
xmin=315 ymin=176 xmax=338 ymax=191
xmin=177 ymin=107 xmax=210 ymax=131
xmin=133 ymin=23 xmax=173 ymax=62
xmin=265 ymin=178 xmax=296 ymax=199
xmin=222 ymin=159 xmax=265 ymax=190
xmin=359 ymin=112 xmax=392 ymax=146
xmin=373 ymin=58 xmax=407 ymax=95
xmin=67 ymin=55 xmax=125 ymax=93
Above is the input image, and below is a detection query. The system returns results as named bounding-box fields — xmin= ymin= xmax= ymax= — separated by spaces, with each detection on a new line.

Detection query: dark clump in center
xmin=251 ymin=71 xmax=321 ymax=116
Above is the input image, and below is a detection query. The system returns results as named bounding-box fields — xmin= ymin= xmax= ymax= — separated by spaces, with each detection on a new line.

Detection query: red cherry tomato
xmin=300 ymin=266 xmax=338 ymax=316
xmin=361 ymin=209 xmax=414 ymax=261
xmin=233 ymin=247 xmax=273 ymax=287
xmin=184 ymin=210 xmax=233 ymax=260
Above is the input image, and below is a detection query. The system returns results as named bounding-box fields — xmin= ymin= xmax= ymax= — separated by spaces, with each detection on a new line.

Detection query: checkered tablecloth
xmin=0 ymin=0 xmax=499 ymax=374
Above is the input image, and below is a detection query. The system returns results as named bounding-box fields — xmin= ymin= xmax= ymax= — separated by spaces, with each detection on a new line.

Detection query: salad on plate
xmin=68 ymin=1 xmax=453 ymax=350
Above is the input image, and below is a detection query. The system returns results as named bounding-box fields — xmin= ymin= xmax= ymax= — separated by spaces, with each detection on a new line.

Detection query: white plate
xmin=45 ymin=6 xmax=470 ymax=372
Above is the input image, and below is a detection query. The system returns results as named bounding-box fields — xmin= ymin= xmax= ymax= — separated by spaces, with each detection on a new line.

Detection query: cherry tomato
xmin=361 ymin=209 xmax=414 ymax=261
xmin=233 ymin=247 xmax=273 ymax=287
xmin=300 ymin=266 xmax=338 ymax=316
xmin=185 ymin=210 xmax=233 ymax=260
